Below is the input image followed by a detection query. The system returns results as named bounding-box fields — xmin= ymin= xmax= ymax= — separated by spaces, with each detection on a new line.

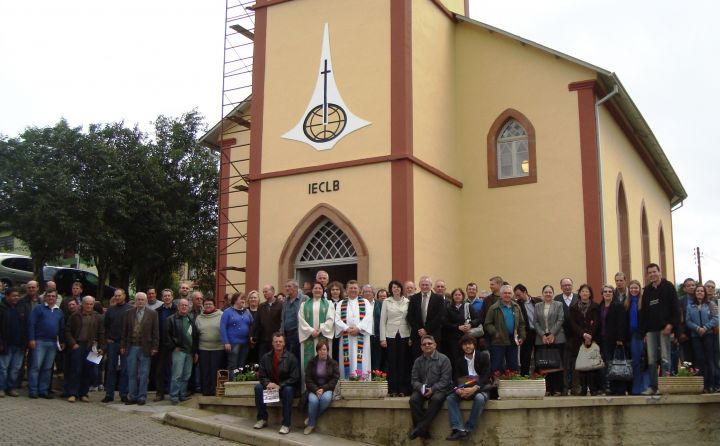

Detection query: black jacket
xmin=258 ymin=349 xmax=300 ymax=389
xmin=0 ymin=299 xmax=31 ymax=351
xmin=452 ymin=348 xmax=492 ymax=396
xmin=104 ymin=301 xmax=131 ymax=341
xmin=639 ymin=279 xmax=679 ymax=336
xmin=554 ymin=293 xmax=579 ymax=338
xmin=598 ymin=301 xmax=627 ymax=345
xmin=165 ymin=313 xmax=199 ymax=353
xmin=407 ymin=292 xmax=446 ymax=343
xmin=304 ymin=355 xmax=340 ymax=393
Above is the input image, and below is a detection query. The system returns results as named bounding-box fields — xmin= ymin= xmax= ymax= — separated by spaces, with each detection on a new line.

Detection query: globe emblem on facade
xmin=303 ymin=103 xmax=347 ymax=143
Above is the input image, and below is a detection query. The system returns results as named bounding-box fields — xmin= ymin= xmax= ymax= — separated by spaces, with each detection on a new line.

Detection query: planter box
xmin=339 ymin=380 xmax=388 ymax=399
xmin=657 ymin=376 xmax=704 ymax=395
xmin=223 ymin=380 xmax=260 ymax=397
xmin=498 ymin=379 xmax=545 ymax=400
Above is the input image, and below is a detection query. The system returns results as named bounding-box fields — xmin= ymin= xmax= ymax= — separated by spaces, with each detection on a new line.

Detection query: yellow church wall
xmin=256 ymin=163 xmax=392 ymax=286
xmin=451 ymin=23 xmax=598 ymax=294
xmin=412 ymin=166 xmax=463 ymax=286
xmin=411 ymin=0 xmax=457 ymax=177
xmin=438 ymin=0 xmax=466 ymax=14
xmin=261 ymin=0 xmax=391 ymax=173
xmin=598 ymin=106 xmax=675 ymax=283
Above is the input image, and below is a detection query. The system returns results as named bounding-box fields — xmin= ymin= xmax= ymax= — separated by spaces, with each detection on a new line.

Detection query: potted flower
xmin=496 ymin=369 xmax=546 ymax=400
xmin=339 ymin=369 xmax=388 ymax=399
xmin=657 ymin=362 xmax=703 ymax=395
xmin=223 ymin=364 xmax=260 ymax=397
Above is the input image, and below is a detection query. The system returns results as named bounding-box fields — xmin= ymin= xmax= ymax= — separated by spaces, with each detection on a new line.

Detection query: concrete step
xmin=162 ymin=408 xmax=374 ymax=446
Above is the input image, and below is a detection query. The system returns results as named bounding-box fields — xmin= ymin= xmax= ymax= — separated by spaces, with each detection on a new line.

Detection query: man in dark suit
xmin=554 ymin=277 xmax=578 ymax=394
xmin=407 ymin=276 xmax=446 ymax=359
xmin=121 ymin=292 xmax=159 ymax=405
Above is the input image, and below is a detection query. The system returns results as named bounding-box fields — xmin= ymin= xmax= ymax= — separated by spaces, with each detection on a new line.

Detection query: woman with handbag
xmin=534 ymin=285 xmax=566 ymax=396
xmin=442 ymin=288 xmax=470 ymax=370
xmin=570 ymin=284 xmax=601 ymax=396
xmin=686 ymin=285 xmax=718 ymax=392
xmin=624 ymin=280 xmax=650 ymax=394
xmin=598 ymin=285 xmax=628 ymax=395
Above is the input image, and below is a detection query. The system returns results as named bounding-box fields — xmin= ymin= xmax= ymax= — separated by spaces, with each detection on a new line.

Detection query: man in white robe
xmin=334 ymin=281 xmax=373 ymax=380
xmin=298 ymin=284 xmax=336 ymax=385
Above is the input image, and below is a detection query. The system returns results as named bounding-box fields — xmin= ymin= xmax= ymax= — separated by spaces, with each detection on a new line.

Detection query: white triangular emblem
xmin=282 ymin=23 xmax=370 ymax=151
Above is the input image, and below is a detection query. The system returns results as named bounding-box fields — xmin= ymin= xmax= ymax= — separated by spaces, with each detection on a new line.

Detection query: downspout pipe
xmin=595 ymin=84 xmax=619 ymax=285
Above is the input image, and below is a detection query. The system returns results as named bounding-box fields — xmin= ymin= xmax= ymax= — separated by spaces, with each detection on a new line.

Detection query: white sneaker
xmin=279 ymin=425 xmax=290 ymax=434
xmin=253 ymin=420 xmax=267 ymax=429
xmin=89 ymin=386 xmax=98 ymax=392
xmin=98 ymin=385 xmax=104 ymax=391
xmin=304 ymin=417 xmax=309 ymax=426
xmin=304 ymin=426 xmax=314 ymax=435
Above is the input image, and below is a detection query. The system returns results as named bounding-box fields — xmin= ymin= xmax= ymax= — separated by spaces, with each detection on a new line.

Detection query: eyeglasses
xmin=421 ymin=342 xmax=434 ymax=346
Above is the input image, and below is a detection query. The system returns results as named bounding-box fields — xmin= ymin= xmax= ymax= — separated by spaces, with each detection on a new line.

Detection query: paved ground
xmin=0 ymin=389 xmax=239 ymax=446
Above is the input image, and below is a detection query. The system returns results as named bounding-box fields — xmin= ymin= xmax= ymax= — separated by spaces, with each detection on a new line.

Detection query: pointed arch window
xmin=295 ymin=218 xmax=358 ymax=268
xmin=487 ymin=109 xmax=537 ymax=188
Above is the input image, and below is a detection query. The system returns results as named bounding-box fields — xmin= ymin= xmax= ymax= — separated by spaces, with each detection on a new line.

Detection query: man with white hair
xmin=316 ymin=270 xmax=330 ymax=298
xmin=484 ymin=285 xmax=526 ymax=373
xmin=121 ymin=292 xmax=159 ymax=405
xmin=280 ymin=280 xmax=305 ymax=364
xmin=407 ymin=276 xmax=446 ymax=359
xmin=64 ymin=296 xmax=105 ymax=402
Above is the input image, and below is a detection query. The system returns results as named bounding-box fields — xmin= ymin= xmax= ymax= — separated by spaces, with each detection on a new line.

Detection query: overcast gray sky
xmin=1 ymin=0 xmax=716 ymax=284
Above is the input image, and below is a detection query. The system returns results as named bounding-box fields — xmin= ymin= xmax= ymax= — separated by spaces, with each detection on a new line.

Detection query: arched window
xmin=296 ymin=219 xmax=358 ymax=267
xmin=617 ymin=178 xmax=631 ymax=277
xmin=641 ymin=204 xmax=650 ymax=269
xmin=487 ymin=109 xmax=537 ymax=188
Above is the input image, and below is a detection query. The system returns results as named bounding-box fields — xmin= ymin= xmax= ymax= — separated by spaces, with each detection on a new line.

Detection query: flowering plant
xmin=665 ymin=362 xmax=699 ymax=377
xmin=371 ymin=370 xmax=388 ymax=382
xmin=494 ymin=369 xmax=546 ymax=380
xmin=232 ymin=364 xmax=259 ymax=382
xmin=347 ymin=369 xmax=370 ymax=381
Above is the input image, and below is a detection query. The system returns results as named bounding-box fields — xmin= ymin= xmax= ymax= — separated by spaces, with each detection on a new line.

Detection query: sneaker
xmin=89 ymin=386 xmax=98 ymax=392
xmin=253 ymin=420 xmax=267 ymax=429
xmin=304 ymin=418 xmax=309 ymax=426
xmin=304 ymin=426 xmax=314 ymax=435
xmin=98 ymin=385 xmax=104 ymax=391
xmin=8 ymin=390 xmax=19 ymax=397
xmin=67 ymin=396 xmax=76 ymax=403
xmin=641 ymin=388 xmax=656 ymax=396
xmin=80 ymin=396 xmax=90 ymax=403
xmin=179 ymin=396 xmax=191 ymax=402
xmin=446 ymin=429 xmax=468 ymax=441
xmin=0 ymin=390 xmax=5 ymax=397
xmin=279 ymin=425 xmax=290 ymax=435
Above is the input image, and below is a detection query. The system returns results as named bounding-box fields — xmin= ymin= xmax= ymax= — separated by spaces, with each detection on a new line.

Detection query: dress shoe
xmin=125 ymin=399 xmax=137 ymax=405
xmin=137 ymin=400 xmax=146 ymax=406
xmin=80 ymin=396 xmax=90 ymax=402
xmin=121 ymin=396 xmax=128 ymax=403
xmin=101 ymin=396 xmax=113 ymax=403
xmin=446 ymin=430 xmax=468 ymax=441
xmin=179 ymin=396 xmax=191 ymax=402
xmin=42 ymin=394 xmax=53 ymax=400
xmin=28 ymin=394 xmax=38 ymax=399
xmin=67 ymin=396 xmax=76 ymax=403
xmin=408 ymin=429 xmax=420 ymax=440
xmin=0 ymin=390 xmax=5 ymax=397
xmin=8 ymin=390 xmax=19 ymax=397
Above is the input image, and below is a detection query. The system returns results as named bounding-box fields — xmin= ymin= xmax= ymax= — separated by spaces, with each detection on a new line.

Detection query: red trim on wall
xmin=250 ymin=0 xmax=295 ymax=10
xmin=464 ymin=0 xmax=470 ymax=16
xmin=569 ymin=80 xmax=603 ymax=296
xmin=245 ymin=7 xmax=267 ymax=292
xmin=390 ymin=0 xmax=415 ymax=282
xmin=429 ymin=0 xmax=458 ymax=21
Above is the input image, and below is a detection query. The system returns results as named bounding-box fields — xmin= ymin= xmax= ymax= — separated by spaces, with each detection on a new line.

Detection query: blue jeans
xmin=104 ymin=341 xmax=128 ymax=399
xmin=255 ymin=383 xmax=294 ymax=427
xmin=66 ymin=343 xmax=92 ymax=397
xmin=227 ymin=344 xmax=249 ymax=379
xmin=630 ymin=333 xmax=650 ymax=395
xmin=691 ymin=335 xmax=716 ymax=390
xmin=447 ymin=391 xmax=487 ymax=432
xmin=307 ymin=390 xmax=333 ymax=427
xmin=126 ymin=346 xmax=151 ymax=402
xmin=0 ymin=345 xmax=25 ymax=391
xmin=645 ymin=331 xmax=672 ymax=390
xmin=28 ymin=340 xmax=58 ymax=396
xmin=170 ymin=350 xmax=193 ymax=401
xmin=490 ymin=344 xmax=519 ymax=373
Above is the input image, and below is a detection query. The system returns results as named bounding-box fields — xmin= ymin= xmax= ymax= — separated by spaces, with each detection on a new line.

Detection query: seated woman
xmin=303 ymin=340 xmax=339 ymax=435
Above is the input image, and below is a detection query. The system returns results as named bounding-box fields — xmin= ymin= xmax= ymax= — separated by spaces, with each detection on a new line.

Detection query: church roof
xmin=456 ymin=14 xmax=687 ymax=205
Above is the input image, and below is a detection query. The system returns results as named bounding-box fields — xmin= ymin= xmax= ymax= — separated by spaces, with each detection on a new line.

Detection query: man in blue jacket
xmin=0 ymin=287 xmax=31 ymax=397
xmin=27 ymin=289 xmax=64 ymax=399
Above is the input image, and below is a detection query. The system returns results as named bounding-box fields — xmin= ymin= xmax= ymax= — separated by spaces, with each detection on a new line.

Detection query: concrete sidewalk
xmin=161 ymin=408 xmax=374 ymax=446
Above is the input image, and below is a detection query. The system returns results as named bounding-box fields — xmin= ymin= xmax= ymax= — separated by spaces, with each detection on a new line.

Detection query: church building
xmin=201 ymin=0 xmax=686 ymax=299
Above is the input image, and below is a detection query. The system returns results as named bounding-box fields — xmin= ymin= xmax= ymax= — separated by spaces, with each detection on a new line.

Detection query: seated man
xmin=445 ymin=335 xmax=491 ymax=441
xmin=253 ymin=332 xmax=300 ymax=435
xmin=408 ymin=335 xmax=452 ymax=440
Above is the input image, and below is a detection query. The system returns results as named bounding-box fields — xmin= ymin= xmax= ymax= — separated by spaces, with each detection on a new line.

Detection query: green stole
xmin=302 ymin=297 xmax=329 ymax=371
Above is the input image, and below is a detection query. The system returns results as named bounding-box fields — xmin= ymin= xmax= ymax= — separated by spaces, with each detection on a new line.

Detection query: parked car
xmin=0 ymin=253 xmax=35 ymax=287
xmin=45 ymin=266 xmax=116 ymax=300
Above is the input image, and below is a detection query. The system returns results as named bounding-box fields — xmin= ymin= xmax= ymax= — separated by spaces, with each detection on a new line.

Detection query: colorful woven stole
xmin=302 ymin=297 xmax=329 ymax=372
xmin=340 ymin=298 xmax=366 ymax=377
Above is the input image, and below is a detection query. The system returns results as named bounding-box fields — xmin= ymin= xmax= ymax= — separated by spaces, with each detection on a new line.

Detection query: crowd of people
xmin=0 ymin=262 xmax=718 ymax=441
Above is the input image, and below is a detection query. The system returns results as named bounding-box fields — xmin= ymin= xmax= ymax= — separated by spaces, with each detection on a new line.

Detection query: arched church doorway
xmin=278 ymin=203 xmax=369 ymax=288
xmin=294 ymin=218 xmax=358 ymax=286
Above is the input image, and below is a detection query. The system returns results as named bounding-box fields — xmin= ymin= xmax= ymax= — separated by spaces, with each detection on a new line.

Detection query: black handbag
xmin=607 ymin=347 xmax=633 ymax=381
xmin=535 ymin=345 xmax=562 ymax=370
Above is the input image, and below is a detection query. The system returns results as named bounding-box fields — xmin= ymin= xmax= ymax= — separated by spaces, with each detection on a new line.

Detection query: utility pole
xmin=694 ymin=247 xmax=703 ymax=285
